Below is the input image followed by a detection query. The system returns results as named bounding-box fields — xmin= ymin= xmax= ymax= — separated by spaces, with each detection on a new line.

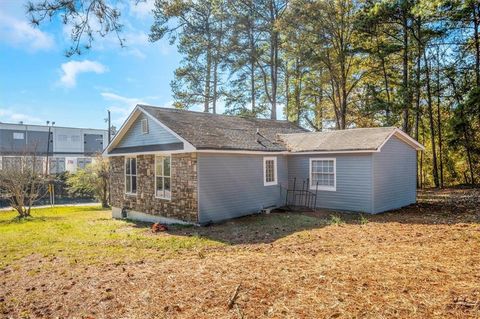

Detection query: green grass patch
xmin=0 ymin=206 xmax=221 ymax=268
xmin=359 ymin=214 xmax=369 ymax=225
xmin=329 ymin=214 xmax=345 ymax=226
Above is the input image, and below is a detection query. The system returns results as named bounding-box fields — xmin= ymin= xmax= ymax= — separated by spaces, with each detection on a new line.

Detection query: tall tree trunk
xmin=294 ymin=58 xmax=302 ymax=124
xmin=316 ymin=68 xmax=324 ymax=131
xmin=212 ymin=59 xmax=218 ymax=114
xmin=269 ymin=0 xmax=279 ymax=120
xmin=250 ymin=59 xmax=256 ymax=113
xmin=270 ymin=32 xmax=278 ymax=119
xmin=423 ymin=50 xmax=439 ymax=188
xmin=212 ymin=14 xmax=224 ymax=115
xmin=436 ymin=47 xmax=444 ymax=188
xmin=414 ymin=28 xmax=421 ymax=188
xmin=340 ymin=90 xmax=347 ymax=129
xmin=381 ymin=55 xmax=391 ymax=123
xmin=473 ymin=3 xmax=480 ymax=87
xmin=204 ymin=46 xmax=212 ymax=113
xmin=414 ymin=18 xmax=421 ymax=142
xmin=473 ymin=3 xmax=480 ymax=127
xmin=102 ymin=180 xmax=108 ymax=208
xmin=401 ymin=11 xmax=410 ymax=133
xmin=449 ymin=75 xmax=476 ymax=185
xmin=285 ymin=65 xmax=290 ymax=119
xmin=420 ymin=120 xmax=425 ymax=188
xmin=248 ymin=0 xmax=256 ymax=113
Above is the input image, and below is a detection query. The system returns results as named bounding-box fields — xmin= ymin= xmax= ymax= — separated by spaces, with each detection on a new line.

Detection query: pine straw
xmin=1 ymin=188 xmax=479 ymax=318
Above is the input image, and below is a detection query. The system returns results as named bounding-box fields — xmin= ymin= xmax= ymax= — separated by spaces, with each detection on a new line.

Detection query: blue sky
xmin=0 ymin=0 xmax=181 ymax=129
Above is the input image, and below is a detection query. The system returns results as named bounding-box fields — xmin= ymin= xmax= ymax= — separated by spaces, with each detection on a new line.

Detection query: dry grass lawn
xmin=1 ymin=188 xmax=479 ymax=318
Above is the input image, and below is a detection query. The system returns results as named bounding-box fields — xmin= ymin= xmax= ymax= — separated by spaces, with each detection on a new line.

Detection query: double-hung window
xmin=263 ymin=156 xmax=278 ymax=186
xmin=125 ymin=157 xmax=137 ymax=195
xmin=310 ymin=158 xmax=336 ymax=191
xmin=155 ymin=155 xmax=171 ymax=199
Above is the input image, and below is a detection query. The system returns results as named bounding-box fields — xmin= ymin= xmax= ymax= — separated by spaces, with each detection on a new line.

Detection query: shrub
xmin=329 ymin=214 xmax=345 ymax=226
xmin=359 ymin=214 xmax=369 ymax=225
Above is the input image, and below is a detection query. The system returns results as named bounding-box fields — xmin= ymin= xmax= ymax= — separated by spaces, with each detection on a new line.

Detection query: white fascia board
xmin=377 ymin=128 xmax=425 ymax=152
xmin=103 ymin=105 xmax=142 ymax=155
xmin=138 ymin=106 xmax=196 ymax=152
xmin=287 ymin=150 xmax=377 ymax=155
xmin=196 ymin=150 xmax=288 ymax=155
xmin=104 ymin=149 xmax=194 ymax=157
xmin=196 ymin=149 xmax=377 ymax=155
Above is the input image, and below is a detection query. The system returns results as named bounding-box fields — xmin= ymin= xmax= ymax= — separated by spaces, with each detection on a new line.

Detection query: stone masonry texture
xmin=110 ymin=153 xmax=198 ymax=223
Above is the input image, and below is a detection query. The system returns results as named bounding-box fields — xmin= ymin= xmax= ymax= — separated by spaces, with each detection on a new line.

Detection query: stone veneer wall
xmin=110 ymin=153 xmax=198 ymax=223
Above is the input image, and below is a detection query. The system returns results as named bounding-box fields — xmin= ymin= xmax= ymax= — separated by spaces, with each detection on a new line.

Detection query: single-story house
xmin=104 ymin=104 xmax=424 ymax=225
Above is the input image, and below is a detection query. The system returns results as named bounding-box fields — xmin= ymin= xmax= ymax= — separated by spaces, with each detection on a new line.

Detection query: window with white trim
xmin=310 ymin=158 xmax=336 ymax=191
xmin=155 ymin=155 xmax=171 ymax=199
xmin=141 ymin=118 xmax=149 ymax=134
xmin=13 ymin=132 xmax=24 ymax=140
xmin=125 ymin=157 xmax=137 ymax=195
xmin=263 ymin=156 xmax=277 ymax=186
xmin=77 ymin=157 xmax=92 ymax=169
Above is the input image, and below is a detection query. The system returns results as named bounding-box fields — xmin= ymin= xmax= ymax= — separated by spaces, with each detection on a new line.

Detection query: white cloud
xmin=130 ymin=0 xmax=155 ymax=19
xmin=0 ymin=12 xmax=54 ymax=52
xmin=125 ymin=31 xmax=150 ymax=46
xmin=101 ymin=92 xmax=146 ymax=106
xmin=101 ymin=92 xmax=170 ymax=126
xmin=0 ymin=108 xmax=43 ymax=125
xmin=59 ymin=60 xmax=107 ymax=88
xmin=122 ymin=47 xmax=146 ymax=59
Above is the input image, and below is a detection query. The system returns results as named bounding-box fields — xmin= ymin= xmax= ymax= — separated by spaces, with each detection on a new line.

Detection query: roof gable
xmin=139 ymin=105 xmax=307 ymax=151
xmin=278 ymin=127 xmax=424 ymax=153
xmin=117 ymin=112 xmax=180 ymax=148
xmin=105 ymin=105 xmax=423 ymax=155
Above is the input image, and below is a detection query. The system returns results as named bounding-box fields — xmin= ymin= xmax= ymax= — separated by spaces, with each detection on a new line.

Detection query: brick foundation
xmin=110 ymin=153 xmax=198 ymax=223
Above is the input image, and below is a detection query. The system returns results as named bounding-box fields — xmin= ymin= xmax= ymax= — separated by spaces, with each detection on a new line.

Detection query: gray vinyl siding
xmin=117 ymin=113 xmax=180 ymax=148
xmin=373 ymin=136 xmax=417 ymax=213
xmin=288 ymin=154 xmax=374 ymax=213
xmin=198 ymin=154 xmax=288 ymax=224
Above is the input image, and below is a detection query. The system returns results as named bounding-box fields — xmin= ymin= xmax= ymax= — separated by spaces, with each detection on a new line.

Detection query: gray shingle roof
xmin=278 ymin=127 xmax=397 ymax=152
xmin=139 ymin=105 xmax=307 ymax=151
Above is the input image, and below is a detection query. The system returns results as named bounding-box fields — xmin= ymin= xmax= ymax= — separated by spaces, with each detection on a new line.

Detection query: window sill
xmin=155 ymin=197 xmax=171 ymax=201
xmin=125 ymin=193 xmax=137 ymax=196
xmin=264 ymin=182 xmax=278 ymax=186
xmin=310 ymin=186 xmax=336 ymax=192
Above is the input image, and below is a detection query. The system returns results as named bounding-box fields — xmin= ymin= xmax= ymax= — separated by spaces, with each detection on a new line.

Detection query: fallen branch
xmin=227 ymin=284 xmax=241 ymax=310
xmin=235 ymin=304 xmax=244 ymax=319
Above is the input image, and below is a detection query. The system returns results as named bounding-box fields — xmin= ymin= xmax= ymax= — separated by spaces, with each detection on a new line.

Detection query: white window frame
xmin=155 ymin=155 xmax=172 ymax=200
xmin=309 ymin=158 xmax=336 ymax=191
xmin=263 ymin=156 xmax=278 ymax=186
xmin=141 ymin=118 xmax=149 ymax=134
xmin=125 ymin=156 xmax=137 ymax=196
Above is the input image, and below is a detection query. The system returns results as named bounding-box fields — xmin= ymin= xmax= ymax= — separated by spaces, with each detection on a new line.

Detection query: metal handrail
xmin=284 ymin=177 xmax=319 ymax=211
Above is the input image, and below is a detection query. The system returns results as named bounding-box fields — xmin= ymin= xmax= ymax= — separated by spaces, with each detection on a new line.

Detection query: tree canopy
xmin=28 ymin=0 xmax=480 ymax=187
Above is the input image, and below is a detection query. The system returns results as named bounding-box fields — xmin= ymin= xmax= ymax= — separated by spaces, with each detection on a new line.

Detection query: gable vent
xmin=141 ymin=118 xmax=149 ymax=134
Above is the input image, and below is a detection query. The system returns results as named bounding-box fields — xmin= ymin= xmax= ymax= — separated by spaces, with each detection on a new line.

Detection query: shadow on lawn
xmin=0 ymin=215 xmax=65 ymax=225
xmin=126 ymin=188 xmax=480 ymax=245
xmin=124 ymin=212 xmax=330 ymax=245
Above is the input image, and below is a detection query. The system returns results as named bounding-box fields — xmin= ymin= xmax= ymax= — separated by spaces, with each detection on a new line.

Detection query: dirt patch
xmin=1 ymin=189 xmax=479 ymax=318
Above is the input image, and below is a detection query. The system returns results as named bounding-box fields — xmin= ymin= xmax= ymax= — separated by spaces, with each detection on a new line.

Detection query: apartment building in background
xmin=0 ymin=122 xmax=108 ymax=174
